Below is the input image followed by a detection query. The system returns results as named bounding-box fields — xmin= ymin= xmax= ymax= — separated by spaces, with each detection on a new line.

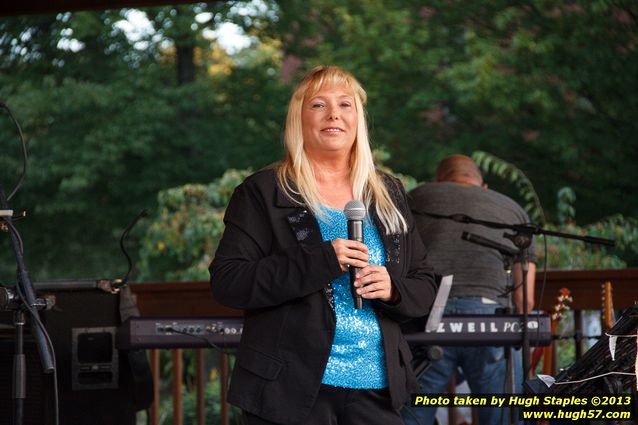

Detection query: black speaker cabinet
xmin=0 ymin=282 xmax=151 ymax=425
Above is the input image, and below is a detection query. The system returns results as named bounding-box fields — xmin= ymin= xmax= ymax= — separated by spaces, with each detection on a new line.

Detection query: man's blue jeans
xmin=401 ymin=297 xmax=523 ymax=425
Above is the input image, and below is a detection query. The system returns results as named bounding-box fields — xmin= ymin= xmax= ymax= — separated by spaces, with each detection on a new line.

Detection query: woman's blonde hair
xmin=276 ymin=65 xmax=407 ymax=234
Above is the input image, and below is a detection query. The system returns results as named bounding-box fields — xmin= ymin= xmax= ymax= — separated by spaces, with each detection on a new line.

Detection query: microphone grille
xmin=344 ymin=200 xmax=366 ymax=220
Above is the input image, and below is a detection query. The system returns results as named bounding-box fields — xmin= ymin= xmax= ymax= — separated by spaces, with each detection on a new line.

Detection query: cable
xmin=604 ymin=332 xmax=638 ymax=338
xmin=552 ymin=371 xmax=635 ymax=385
xmin=164 ymin=327 xmax=235 ymax=356
xmin=528 ymin=235 xmax=549 ymax=377
xmin=119 ymin=209 xmax=149 ymax=286
xmin=0 ymin=101 xmax=28 ymax=201
xmin=1 ymin=216 xmax=24 ymax=254
xmin=539 ymin=237 xmax=549 ymax=323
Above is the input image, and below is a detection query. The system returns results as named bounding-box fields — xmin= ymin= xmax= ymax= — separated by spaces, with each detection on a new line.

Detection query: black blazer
xmin=209 ymin=167 xmax=437 ymax=424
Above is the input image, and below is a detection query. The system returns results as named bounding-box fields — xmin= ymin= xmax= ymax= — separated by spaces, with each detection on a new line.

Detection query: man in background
xmin=402 ymin=154 xmax=536 ymax=425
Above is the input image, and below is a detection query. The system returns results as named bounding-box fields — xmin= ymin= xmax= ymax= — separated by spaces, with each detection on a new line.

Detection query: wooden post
xmin=150 ymin=349 xmax=161 ymax=425
xmin=196 ymin=349 xmax=205 ymax=425
xmin=447 ymin=374 xmax=456 ymax=425
xmin=173 ymin=349 xmax=183 ymax=425
xmin=220 ymin=352 xmax=229 ymax=425
xmin=574 ymin=309 xmax=583 ymax=361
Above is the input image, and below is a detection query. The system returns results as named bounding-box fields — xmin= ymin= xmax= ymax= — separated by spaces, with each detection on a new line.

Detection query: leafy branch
xmin=472 ymin=150 xmax=547 ymax=224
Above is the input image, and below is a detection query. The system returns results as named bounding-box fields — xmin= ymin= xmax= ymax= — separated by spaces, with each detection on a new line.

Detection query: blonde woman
xmin=210 ymin=66 xmax=436 ymax=425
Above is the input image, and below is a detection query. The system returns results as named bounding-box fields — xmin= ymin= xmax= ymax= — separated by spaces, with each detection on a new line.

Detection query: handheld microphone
xmin=344 ymin=200 xmax=366 ymax=309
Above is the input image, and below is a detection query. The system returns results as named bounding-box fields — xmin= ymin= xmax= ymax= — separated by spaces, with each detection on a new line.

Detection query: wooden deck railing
xmin=130 ymin=268 xmax=638 ymax=425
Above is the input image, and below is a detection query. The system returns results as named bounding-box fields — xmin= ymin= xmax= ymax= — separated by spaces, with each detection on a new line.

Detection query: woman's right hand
xmin=331 ymin=238 xmax=369 ymax=272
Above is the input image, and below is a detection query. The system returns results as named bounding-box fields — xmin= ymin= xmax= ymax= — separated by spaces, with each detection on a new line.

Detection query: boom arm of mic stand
xmin=425 ymin=212 xmax=616 ymax=247
xmin=534 ymin=227 xmax=616 ymax=246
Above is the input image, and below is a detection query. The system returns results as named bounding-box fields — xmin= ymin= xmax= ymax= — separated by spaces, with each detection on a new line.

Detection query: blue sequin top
xmin=317 ymin=207 xmax=388 ymax=389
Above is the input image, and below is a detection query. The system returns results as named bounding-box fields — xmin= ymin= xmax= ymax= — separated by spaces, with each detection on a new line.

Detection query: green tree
xmin=2 ymin=0 xmax=637 ymax=282
xmin=0 ymin=6 xmax=289 ymax=281
xmin=138 ymin=168 xmax=252 ymax=281
xmin=246 ymin=0 xmax=638 ymax=228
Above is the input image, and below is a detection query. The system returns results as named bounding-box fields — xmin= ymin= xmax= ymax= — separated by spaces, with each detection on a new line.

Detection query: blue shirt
xmin=317 ymin=207 xmax=388 ymax=389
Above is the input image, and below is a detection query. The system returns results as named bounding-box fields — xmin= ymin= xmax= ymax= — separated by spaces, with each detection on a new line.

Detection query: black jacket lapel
xmin=370 ymin=208 xmax=401 ymax=274
xmin=278 ymin=189 xmax=336 ymax=311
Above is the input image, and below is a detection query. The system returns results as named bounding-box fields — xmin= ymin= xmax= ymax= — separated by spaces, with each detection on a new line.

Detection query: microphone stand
xmin=1 ymin=184 xmax=56 ymax=425
xmin=462 ymin=232 xmax=519 ymax=424
xmin=504 ymin=231 xmax=532 ymax=396
xmin=425 ymin=211 xmax=615 ymax=396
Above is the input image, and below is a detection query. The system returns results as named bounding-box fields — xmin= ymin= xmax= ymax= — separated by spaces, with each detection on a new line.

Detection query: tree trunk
xmin=176 ymin=44 xmax=195 ymax=85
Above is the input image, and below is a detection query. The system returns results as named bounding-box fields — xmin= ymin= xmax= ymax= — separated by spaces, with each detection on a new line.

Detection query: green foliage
xmin=556 ymin=187 xmax=576 ymax=224
xmin=0 ymin=7 xmax=288 ymax=281
xmin=473 ymin=150 xmax=547 ymax=224
xmin=373 ymin=147 xmax=419 ymax=191
xmin=2 ymin=0 xmax=637 ymax=281
xmin=258 ymin=0 xmax=638 ymax=229
xmin=138 ymin=168 xmax=252 ymax=281
xmin=539 ymin=214 xmax=638 ymax=270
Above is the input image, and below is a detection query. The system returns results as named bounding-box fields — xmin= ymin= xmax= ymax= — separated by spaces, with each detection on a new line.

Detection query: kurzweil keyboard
xmin=116 ymin=314 xmax=550 ymax=349
xmin=403 ymin=314 xmax=551 ymax=346
xmin=117 ymin=317 xmax=244 ymax=349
